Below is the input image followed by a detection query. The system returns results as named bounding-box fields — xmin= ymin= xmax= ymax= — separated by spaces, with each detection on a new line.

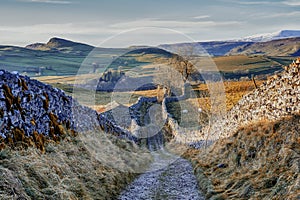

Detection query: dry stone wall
xmin=162 ymin=98 xmax=206 ymax=144
xmin=163 ymin=58 xmax=300 ymax=148
xmin=0 ymin=70 xmax=136 ymax=150
xmin=209 ymin=57 xmax=300 ymax=140
xmin=129 ymin=96 xmax=157 ymax=126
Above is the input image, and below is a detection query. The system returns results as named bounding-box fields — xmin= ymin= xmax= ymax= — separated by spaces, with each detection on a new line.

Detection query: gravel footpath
xmin=118 ymin=149 xmax=205 ymax=200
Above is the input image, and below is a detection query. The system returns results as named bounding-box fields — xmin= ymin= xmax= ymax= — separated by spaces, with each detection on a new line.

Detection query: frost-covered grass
xmin=0 ymin=130 xmax=152 ymax=200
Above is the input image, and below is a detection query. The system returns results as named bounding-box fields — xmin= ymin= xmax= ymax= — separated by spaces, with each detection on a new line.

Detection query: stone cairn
xmin=0 ymin=70 xmax=136 ymax=151
xmin=208 ymin=57 xmax=300 ymax=140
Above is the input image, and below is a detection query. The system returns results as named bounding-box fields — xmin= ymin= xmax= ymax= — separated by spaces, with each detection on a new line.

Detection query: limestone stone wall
xmin=129 ymin=96 xmax=157 ymax=115
xmin=162 ymin=58 xmax=300 ymax=147
xmin=209 ymin=57 xmax=300 ymax=140
xmin=129 ymin=96 xmax=158 ymax=143
xmin=161 ymin=83 xmax=198 ymax=144
xmin=162 ymin=98 xmax=205 ymax=144
xmin=0 ymin=70 xmax=137 ymax=150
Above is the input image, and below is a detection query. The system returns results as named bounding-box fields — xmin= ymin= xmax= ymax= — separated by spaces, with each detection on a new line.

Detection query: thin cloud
xmin=224 ymin=0 xmax=277 ymax=5
xmin=282 ymin=0 xmax=300 ymax=6
xmin=236 ymin=0 xmax=300 ymax=6
xmin=0 ymin=22 xmax=116 ymax=37
xmin=110 ymin=19 xmax=242 ymax=29
xmin=260 ymin=11 xmax=300 ymax=18
xmin=20 ymin=0 xmax=72 ymax=4
xmin=193 ymin=15 xmax=210 ymax=19
xmin=236 ymin=1 xmax=271 ymax=5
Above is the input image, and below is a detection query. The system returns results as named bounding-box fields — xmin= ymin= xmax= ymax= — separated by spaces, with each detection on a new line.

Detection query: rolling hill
xmin=26 ymin=37 xmax=94 ymax=54
xmin=0 ymin=35 xmax=299 ymax=78
xmin=159 ymin=41 xmax=253 ymax=56
xmin=159 ymin=36 xmax=300 ymax=57
xmin=227 ymin=37 xmax=300 ymax=56
xmin=0 ymin=38 xmax=129 ymax=76
xmin=0 ymin=37 xmax=176 ymax=77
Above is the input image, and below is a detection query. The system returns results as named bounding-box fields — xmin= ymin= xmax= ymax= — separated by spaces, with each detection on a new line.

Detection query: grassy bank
xmin=0 ymin=130 xmax=152 ymax=199
xmin=183 ymin=115 xmax=300 ymax=199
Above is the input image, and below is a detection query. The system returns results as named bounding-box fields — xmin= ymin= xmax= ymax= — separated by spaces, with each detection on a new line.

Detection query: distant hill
xmin=240 ymin=30 xmax=300 ymax=42
xmin=0 ymin=35 xmax=299 ymax=77
xmin=126 ymin=47 xmax=173 ymax=57
xmin=92 ymin=47 xmax=174 ymax=74
xmin=228 ymin=37 xmax=300 ymax=56
xmin=159 ymin=36 xmax=300 ymax=57
xmin=159 ymin=30 xmax=300 ymax=56
xmin=0 ymin=41 xmax=127 ymax=76
xmin=26 ymin=37 xmax=94 ymax=54
xmin=159 ymin=41 xmax=253 ymax=56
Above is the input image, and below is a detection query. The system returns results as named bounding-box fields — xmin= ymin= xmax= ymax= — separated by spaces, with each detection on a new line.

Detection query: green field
xmin=0 ymin=46 xmax=129 ymax=76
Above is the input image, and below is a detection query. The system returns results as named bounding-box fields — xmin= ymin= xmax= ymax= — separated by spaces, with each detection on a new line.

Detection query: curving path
xmin=118 ymin=149 xmax=205 ymax=200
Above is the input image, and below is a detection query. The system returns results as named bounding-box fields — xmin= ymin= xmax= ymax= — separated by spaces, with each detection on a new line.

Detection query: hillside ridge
xmin=25 ymin=37 xmax=94 ymax=53
xmin=228 ymin=37 xmax=300 ymax=56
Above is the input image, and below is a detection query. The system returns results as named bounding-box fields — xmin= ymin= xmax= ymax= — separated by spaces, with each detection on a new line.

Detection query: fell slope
xmin=241 ymin=30 xmax=300 ymax=42
xmin=228 ymin=37 xmax=300 ymax=56
xmin=159 ymin=41 xmax=253 ymax=56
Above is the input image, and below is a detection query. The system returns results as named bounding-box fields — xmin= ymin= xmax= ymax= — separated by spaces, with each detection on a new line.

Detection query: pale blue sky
xmin=1 ymin=0 xmax=300 ymax=47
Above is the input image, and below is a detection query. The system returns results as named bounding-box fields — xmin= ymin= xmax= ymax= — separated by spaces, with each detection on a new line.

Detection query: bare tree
xmin=169 ymin=46 xmax=196 ymax=82
xmin=154 ymin=46 xmax=197 ymax=98
xmin=154 ymin=64 xmax=184 ymax=98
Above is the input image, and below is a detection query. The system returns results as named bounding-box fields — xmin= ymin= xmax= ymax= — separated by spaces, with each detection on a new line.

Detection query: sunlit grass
xmin=183 ymin=114 xmax=300 ymax=199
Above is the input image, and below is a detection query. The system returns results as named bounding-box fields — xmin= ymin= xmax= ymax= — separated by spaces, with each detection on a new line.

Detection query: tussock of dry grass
xmin=184 ymin=114 xmax=300 ymax=199
xmin=0 ymin=130 xmax=152 ymax=200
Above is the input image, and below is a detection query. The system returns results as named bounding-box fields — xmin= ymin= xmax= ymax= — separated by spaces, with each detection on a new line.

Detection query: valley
xmin=0 ymin=33 xmax=300 ymax=200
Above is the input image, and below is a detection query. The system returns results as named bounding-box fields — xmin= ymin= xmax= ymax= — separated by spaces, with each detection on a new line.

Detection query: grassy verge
xmin=0 ymin=130 xmax=152 ymax=199
xmin=183 ymin=115 xmax=300 ymax=199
